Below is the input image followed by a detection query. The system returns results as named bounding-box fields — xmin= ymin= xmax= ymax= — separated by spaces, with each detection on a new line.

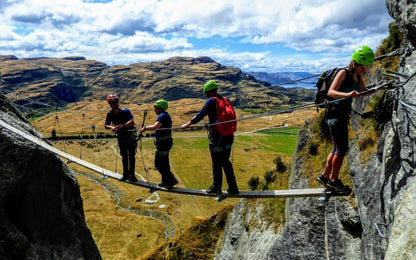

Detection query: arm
xmin=181 ymin=121 xmax=192 ymax=130
xmin=327 ymin=70 xmax=360 ymax=99
xmin=181 ymin=99 xmax=212 ymax=130
xmin=105 ymin=111 xmax=135 ymax=132
xmin=124 ymin=118 xmax=135 ymax=128
xmin=141 ymin=121 xmax=162 ymax=132
xmin=106 ymin=120 xmax=134 ymax=132
xmin=104 ymin=113 xmax=116 ymax=132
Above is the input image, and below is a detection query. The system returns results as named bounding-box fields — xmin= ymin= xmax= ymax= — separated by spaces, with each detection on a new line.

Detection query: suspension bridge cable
xmin=400 ymin=100 xmax=416 ymax=113
xmin=152 ymin=80 xmax=395 ymax=132
xmin=166 ymin=74 xmax=320 ymax=110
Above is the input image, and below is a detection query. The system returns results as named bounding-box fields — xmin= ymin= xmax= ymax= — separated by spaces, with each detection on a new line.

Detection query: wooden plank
xmin=0 ymin=119 xmax=349 ymax=199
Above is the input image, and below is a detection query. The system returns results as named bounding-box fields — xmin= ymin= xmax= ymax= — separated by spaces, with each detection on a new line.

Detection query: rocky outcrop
xmin=0 ymin=91 xmax=101 ymax=259
xmin=387 ymin=0 xmax=416 ymax=47
xmin=214 ymin=200 xmax=277 ymax=260
xmin=217 ymin=1 xmax=416 ymax=259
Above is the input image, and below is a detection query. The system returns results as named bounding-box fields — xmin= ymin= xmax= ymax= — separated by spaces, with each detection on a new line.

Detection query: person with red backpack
xmin=105 ymin=94 xmax=138 ymax=182
xmin=181 ymin=80 xmax=239 ymax=195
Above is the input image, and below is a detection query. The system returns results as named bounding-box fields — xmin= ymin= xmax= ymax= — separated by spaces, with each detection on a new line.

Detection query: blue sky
xmin=0 ymin=0 xmax=393 ymax=73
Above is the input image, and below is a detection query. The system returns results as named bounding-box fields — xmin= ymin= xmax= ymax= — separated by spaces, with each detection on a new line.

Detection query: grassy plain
xmin=34 ymin=99 xmax=318 ymax=259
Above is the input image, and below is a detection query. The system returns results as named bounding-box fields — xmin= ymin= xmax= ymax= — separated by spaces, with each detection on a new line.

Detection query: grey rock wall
xmin=214 ymin=201 xmax=277 ymax=260
xmin=0 ymin=91 xmax=101 ymax=259
xmin=265 ymin=122 xmax=361 ymax=260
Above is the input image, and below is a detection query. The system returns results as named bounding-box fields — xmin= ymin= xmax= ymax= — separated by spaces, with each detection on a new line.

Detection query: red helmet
xmin=107 ymin=94 xmax=119 ymax=104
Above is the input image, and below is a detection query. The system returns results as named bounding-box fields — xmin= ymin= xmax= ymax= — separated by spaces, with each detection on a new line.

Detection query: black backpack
xmin=315 ymin=68 xmax=341 ymax=108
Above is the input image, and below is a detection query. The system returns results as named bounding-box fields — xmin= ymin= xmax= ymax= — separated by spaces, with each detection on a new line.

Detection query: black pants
xmin=326 ymin=105 xmax=350 ymax=157
xmin=118 ymin=131 xmax=137 ymax=177
xmin=155 ymin=137 xmax=176 ymax=184
xmin=209 ymin=133 xmax=238 ymax=192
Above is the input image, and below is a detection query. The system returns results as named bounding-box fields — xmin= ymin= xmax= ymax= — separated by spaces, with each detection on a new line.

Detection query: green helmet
xmin=203 ymin=80 xmax=218 ymax=92
xmin=351 ymin=45 xmax=375 ymax=66
xmin=154 ymin=99 xmax=168 ymax=110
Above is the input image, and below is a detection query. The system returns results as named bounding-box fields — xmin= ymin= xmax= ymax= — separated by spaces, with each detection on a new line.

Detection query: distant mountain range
xmin=0 ymin=55 xmax=315 ymax=110
xmin=247 ymin=71 xmax=317 ymax=87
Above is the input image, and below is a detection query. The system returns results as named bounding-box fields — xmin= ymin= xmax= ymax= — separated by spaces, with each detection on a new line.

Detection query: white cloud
xmin=0 ymin=0 xmax=393 ymax=72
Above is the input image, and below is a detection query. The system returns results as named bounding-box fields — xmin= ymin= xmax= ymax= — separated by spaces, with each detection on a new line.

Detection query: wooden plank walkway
xmin=0 ymin=119 xmax=348 ymax=199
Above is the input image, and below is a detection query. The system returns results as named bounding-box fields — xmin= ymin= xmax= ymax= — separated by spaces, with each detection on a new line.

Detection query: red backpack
xmin=212 ymin=96 xmax=237 ymax=136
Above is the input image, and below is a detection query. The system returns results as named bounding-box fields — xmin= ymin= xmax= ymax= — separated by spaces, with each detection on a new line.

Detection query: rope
xmin=137 ymin=109 xmax=153 ymax=191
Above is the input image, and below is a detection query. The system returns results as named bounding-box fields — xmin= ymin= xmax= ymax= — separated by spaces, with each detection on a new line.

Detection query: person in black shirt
xmin=181 ymin=81 xmax=239 ymax=195
xmin=141 ymin=100 xmax=178 ymax=189
xmin=317 ymin=46 xmax=375 ymax=192
xmin=105 ymin=94 xmax=138 ymax=182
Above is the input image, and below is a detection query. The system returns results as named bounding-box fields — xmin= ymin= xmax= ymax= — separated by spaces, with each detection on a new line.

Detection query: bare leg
xmin=322 ymin=152 xmax=334 ymax=179
xmin=330 ymin=154 xmax=344 ymax=182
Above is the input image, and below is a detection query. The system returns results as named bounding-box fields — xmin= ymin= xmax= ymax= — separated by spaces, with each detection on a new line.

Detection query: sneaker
xmin=327 ymin=179 xmax=349 ymax=192
xmin=317 ymin=174 xmax=329 ymax=187
xmin=206 ymin=185 xmax=221 ymax=195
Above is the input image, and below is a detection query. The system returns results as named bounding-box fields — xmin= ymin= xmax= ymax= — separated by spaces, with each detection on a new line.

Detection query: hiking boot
xmin=327 ymin=179 xmax=349 ymax=192
xmin=129 ymin=174 xmax=138 ymax=183
xmin=317 ymin=174 xmax=329 ymax=187
xmin=227 ymin=188 xmax=239 ymax=195
xmin=206 ymin=185 xmax=221 ymax=195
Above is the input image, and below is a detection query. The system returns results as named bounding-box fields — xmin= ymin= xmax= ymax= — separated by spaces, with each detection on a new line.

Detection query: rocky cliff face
xmin=216 ymin=1 xmax=416 ymax=259
xmin=0 ymin=91 xmax=101 ymax=259
xmin=0 ymin=56 xmax=107 ymax=107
